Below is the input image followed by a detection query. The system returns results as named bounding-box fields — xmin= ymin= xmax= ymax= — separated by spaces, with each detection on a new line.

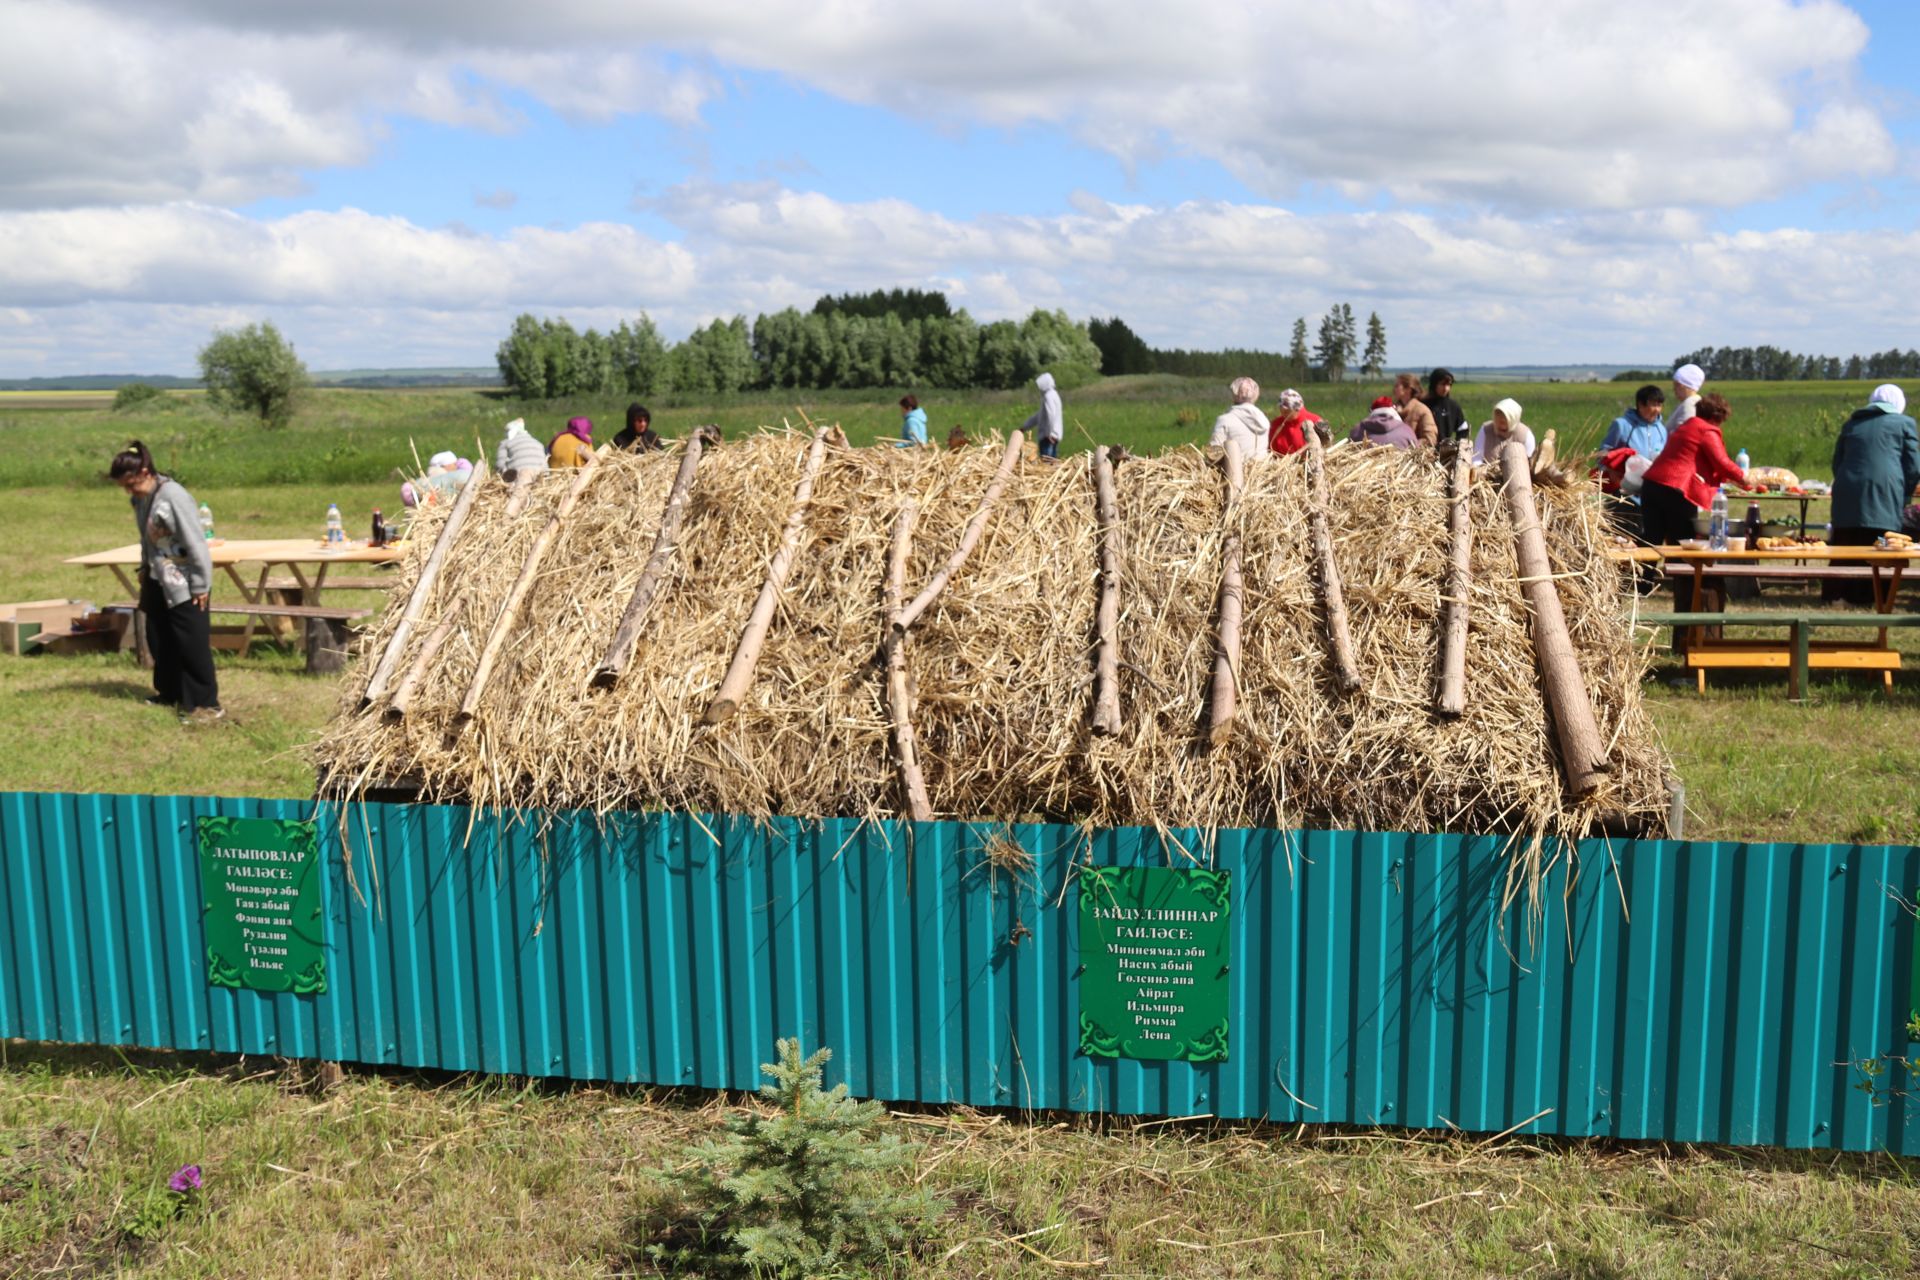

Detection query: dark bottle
xmin=371 ymin=508 xmax=386 ymax=548
xmin=1743 ymin=501 xmax=1763 ymax=547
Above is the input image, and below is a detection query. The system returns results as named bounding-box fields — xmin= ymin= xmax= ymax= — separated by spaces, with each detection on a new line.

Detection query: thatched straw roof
xmin=316 ymin=429 xmax=1670 ymax=841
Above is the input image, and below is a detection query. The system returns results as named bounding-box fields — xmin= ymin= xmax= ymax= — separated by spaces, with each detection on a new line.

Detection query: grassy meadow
xmin=5 ymin=378 xmax=1920 ymax=1278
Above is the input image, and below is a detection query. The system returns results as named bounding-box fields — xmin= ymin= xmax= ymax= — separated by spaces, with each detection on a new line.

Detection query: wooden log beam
xmin=387 ymin=593 xmax=465 ymax=717
xmin=883 ymin=502 xmax=934 ymax=822
xmin=1091 ymin=444 xmax=1124 ymax=736
xmin=503 ymin=473 xmax=536 ymax=519
xmin=590 ymin=425 xmax=721 ymax=690
xmin=1207 ymin=438 xmax=1246 ymax=747
xmin=1305 ymin=431 xmax=1363 ymax=693
xmin=703 ymin=425 xmax=838 ymax=725
xmin=455 ymin=446 xmax=608 ymax=724
xmin=894 ymin=429 xmax=1024 ymax=633
xmin=1436 ymin=449 xmax=1473 ymax=718
xmin=357 ymin=458 xmax=487 ymax=710
xmin=1500 ymin=440 xmax=1609 ymax=796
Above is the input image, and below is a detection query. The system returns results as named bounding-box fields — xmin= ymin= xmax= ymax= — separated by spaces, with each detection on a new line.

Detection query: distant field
xmin=0 ymin=389 xmax=119 ymax=410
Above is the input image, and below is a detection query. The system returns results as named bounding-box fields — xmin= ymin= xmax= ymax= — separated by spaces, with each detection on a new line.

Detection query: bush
xmin=641 ymin=1039 xmax=940 ymax=1278
xmin=197 ymin=322 xmax=307 ymax=427
xmin=111 ymin=383 xmax=165 ymax=412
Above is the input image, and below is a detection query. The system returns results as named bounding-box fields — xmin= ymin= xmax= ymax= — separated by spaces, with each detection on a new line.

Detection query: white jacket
xmin=1209 ymin=403 xmax=1271 ymax=459
xmin=1022 ymin=372 xmax=1063 ymax=443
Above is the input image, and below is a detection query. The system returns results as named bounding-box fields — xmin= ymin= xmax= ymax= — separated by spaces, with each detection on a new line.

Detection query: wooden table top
xmin=66 ymin=538 xmax=407 ymax=568
xmin=1653 ymin=546 xmax=1918 ymax=563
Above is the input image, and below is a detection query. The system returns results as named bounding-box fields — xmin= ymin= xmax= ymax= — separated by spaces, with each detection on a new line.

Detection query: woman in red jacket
xmin=1639 ymin=393 xmax=1746 ymax=547
xmin=1268 ymin=388 xmax=1325 ymax=456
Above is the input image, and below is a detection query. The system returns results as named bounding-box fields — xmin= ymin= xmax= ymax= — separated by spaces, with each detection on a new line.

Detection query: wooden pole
xmin=387 ymin=594 xmax=465 ymax=717
xmin=1091 ymin=445 xmax=1124 ymax=736
xmin=455 ymin=446 xmax=607 ymax=724
xmin=1499 ymin=440 xmax=1609 ymax=796
xmin=894 ymin=429 xmax=1024 ymax=633
xmin=358 ymin=458 xmax=487 ymax=710
xmin=590 ymin=425 xmax=720 ymax=689
xmin=703 ymin=425 xmax=837 ymax=725
xmin=1305 ymin=431 xmax=1363 ymax=693
xmin=1207 ymin=438 xmax=1246 ymax=747
xmin=503 ymin=473 xmax=536 ymax=519
xmin=1436 ymin=449 xmax=1473 ymax=718
xmin=883 ymin=503 xmax=934 ymax=822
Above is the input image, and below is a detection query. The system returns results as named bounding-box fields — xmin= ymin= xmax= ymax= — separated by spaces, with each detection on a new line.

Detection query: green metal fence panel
xmin=1 ymin=791 xmax=1915 ymax=1152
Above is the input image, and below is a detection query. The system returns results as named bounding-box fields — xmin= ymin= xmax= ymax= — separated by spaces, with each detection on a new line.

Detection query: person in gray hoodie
xmin=494 ymin=417 xmax=548 ymax=481
xmin=1023 ymin=372 xmax=1064 ymax=458
xmin=1209 ymin=377 xmax=1271 ymax=459
xmin=109 ymin=440 xmax=221 ymax=720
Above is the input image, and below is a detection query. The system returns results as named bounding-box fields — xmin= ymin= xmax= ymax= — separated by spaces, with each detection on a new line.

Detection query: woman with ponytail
xmin=109 ymin=441 xmax=222 ymax=721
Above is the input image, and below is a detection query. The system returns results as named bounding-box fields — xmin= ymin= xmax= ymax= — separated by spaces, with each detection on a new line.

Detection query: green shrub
xmin=112 ymin=383 xmax=165 ymax=412
xmin=641 ymin=1039 xmax=940 ymax=1278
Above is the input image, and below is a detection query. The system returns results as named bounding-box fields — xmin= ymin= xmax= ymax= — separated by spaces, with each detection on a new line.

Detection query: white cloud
xmin=474 ymin=187 xmax=519 ymax=210
xmin=3 ymin=187 xmax=1917 ymax=373
xmin=6 ymin=0 xmax=1900 ymax=212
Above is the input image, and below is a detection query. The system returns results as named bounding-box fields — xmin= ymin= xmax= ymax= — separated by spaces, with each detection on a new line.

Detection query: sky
xmin=1 ymin=0 xmax=1917 ymax=375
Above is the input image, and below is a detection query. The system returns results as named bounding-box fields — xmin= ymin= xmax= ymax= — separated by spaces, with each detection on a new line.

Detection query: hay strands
xmin=1305 ymin=431 xmax=1363 ymax=693
xmin=703 ymin=424 xmax=839 ymax=725
xmin=1500 ymin=440 xmax=1608 ymax=796
xmin=357 ymin=457 xmax=487 ymax=711
xmin=893 ymin=428 xmax=1024 ymax=634
xmin=1091 ymin=444 xmax=1126 ymax=736
xmin=455 ymin=446 xmax=609 ymax=726
xmin=388 ymin=593 xmax=465 ymax=718
xmin=1435 ymin=448 xmax=1473 ymax=718
xmin=591 ymin=425 xmax=721 ymax=690
xmin=1207 ymin=438 xmax=1246 ymax=747
xmin=883 ymin=502 xmax=934 ymax=821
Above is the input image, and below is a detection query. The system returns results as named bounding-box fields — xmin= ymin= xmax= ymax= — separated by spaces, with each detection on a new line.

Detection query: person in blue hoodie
xmin=897 ymin=394 xmax=928 ymax=447
xmin=1597 ymin=384 xmax=1668 ymax=532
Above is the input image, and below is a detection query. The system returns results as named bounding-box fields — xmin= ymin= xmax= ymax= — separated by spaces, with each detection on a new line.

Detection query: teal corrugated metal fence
xmin=2 ymin=791 xmax=1916 ymax=1152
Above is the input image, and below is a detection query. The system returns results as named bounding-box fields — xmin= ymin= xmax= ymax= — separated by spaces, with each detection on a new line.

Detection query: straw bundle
xmin=317 ymin=430 xmax=1669 ymax=841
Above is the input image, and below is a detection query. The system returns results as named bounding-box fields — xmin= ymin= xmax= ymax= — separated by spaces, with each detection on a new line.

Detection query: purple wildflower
xmin=167 ymin=1164 xmax=202 ymax=1193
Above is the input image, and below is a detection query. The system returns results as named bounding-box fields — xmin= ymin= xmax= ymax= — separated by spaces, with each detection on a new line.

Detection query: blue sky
xmin=2 ymin=0 xmax=1917 ymax=374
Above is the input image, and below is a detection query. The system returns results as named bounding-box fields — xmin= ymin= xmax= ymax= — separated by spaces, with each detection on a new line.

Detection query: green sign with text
xmin=1077 ymin=865 xmax=1230 ymax=1062
xmin=196 ymin=816 xmax=327 ymax=995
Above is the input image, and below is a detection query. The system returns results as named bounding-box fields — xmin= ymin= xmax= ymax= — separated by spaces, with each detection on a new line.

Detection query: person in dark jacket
xmin=1826 ymin=384 xmax=1920 ymax=602
xmin=109 ymin=440 xmax=222 ymax=722
xmin=1421 ymin=367 xmax=1468 ymax=441
xmin=611 ymin=403 xmax=662 ymax=453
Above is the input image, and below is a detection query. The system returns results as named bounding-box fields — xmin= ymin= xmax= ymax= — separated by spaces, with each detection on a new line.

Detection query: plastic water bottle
xmin=1735 ymin=447 xmax=1750 ymax=478
xmin=1708 ymin=486 xmax=1729 ymax=550
xmin=197 ymin=502 xmax=214 ymax=542
xmin=325 ymin=503 xmax=345 ymax=546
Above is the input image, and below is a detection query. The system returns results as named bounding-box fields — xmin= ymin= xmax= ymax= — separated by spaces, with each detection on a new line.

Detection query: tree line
xmin=495 ymin=296 xmax=1102 ymax=399
xmin=1090 ymin=305 xmax=1389 ymax=386
xmin=1615 ymin=345 xmax=1920 ymax=383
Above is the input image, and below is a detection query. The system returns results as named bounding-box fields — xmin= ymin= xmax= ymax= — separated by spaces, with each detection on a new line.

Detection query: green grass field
xmin=4 ymin=380 xmax=1918 ymax=1277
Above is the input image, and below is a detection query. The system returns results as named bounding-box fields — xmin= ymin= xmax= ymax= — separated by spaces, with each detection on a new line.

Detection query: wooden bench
xmin=1634 ymin=610 xmax=1920 ymax=698
xmin=264 ymin=574 xmax=395 ymax=593
xmin=105 ymin=601 xmax=370 ymax=673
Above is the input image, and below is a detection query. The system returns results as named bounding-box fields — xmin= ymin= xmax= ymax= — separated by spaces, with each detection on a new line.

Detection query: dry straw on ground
xmin=316 ymin=429 xmax=1669 ymax=842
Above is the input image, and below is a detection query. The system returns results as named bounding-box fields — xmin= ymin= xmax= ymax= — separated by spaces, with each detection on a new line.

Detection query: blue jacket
xmin=899 ymin=406 xmax=928 ymax=446
xmin=1831 ymin=406 xmax=1920 ymax=533
xmin=1602 ymin=409 xmax=1667 ymax=460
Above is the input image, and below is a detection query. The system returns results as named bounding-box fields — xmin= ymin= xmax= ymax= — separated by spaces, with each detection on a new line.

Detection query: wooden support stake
xmin=1500 ymin=440 xmax=1609 ymax=796
xmin=1305 ymin=431 xmax=1363 ymax=693
xmin=703 ymin=425 xmax=837 ymax=724
xmin=1091 ymin=444 xmax=1124 ymax=736
xmin=456 ymin=447 xmax=608 ymax=724
xmin=883 ymin=503 xmax=934 ymax=822
xmin=387 ymin=593 xmax=465 ymax=717
xmin=358 ymin=458 xmax=487 ymax=710
xmin=894 ymin=429 xmax=1024 ymax=633
xmin=503 ymin=473 xmax=535 ymax=518
xmin=591 ymin=425 xmax=720 ymax=689
xmin=1207 ymin=438 xmax=1246 ymax=746
xmin=1436 ymin=449 xmax=1473 ymax=718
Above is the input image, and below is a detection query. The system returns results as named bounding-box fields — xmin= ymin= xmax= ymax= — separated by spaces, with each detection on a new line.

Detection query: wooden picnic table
xmin=1723 ymin=489 xmax=1828 ymax=531
xmin=1638 ymin=545 xmax=1920 ymax=691
xmin=66 ymin=538 xmax=403 ymax=652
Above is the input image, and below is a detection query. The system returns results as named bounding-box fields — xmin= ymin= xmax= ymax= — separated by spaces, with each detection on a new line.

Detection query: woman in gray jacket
xmin=109 ymin=441 xmax=221 ymax=721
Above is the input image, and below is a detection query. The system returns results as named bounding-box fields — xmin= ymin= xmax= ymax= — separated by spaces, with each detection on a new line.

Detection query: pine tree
xmin=1336 ymin=304 xmax=1359 ymax=374
xmin=1288 ymin=317 xmax=1309 ymax=369
xmin=1313 ymin=312 xmax=1345 ymax=382
xmin=1362 ymin=311 xmax=1387 ymax=378
xmin=643 ymin=1040 xmax=939 ymax=1278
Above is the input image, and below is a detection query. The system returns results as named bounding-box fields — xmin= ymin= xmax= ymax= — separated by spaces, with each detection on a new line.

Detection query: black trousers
xmin=1824 ymin=526 xmax=1882 ymax=604
xmin=140 ymin=576 xmax=220 ymax=712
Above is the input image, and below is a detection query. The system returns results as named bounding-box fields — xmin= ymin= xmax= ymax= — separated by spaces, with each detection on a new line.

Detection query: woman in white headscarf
xmin=1471 ymin=398 xmax=1537 ymax=464
xmin=1209 ymin=377 xmax=1271 ymax=460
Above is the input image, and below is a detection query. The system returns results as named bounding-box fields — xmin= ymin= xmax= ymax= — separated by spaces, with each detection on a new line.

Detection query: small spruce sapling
xmin=643 ymin=1038 xmax=940 ymax=1278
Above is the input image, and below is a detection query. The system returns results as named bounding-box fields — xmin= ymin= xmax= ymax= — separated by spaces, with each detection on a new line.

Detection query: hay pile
xmin=316 ymin=430 xmax=1670 ymax=840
